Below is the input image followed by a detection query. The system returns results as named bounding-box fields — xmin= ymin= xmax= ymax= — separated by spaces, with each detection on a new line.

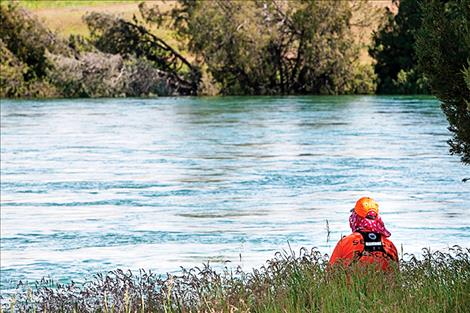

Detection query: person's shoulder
xmin=349 ymin=232 xmax=363 ymax=239
xmin=338 ymin=232 xmax=362 ymax=243
xmin=382 ymin=236 xmax=399 ymax=256
xmin=382 ymin=236 xmax=397 ymax=247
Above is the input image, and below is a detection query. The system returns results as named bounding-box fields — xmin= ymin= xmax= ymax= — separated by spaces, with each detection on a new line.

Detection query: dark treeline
xmin=0 ymin=0 xmax=469 ymax=163
xmin=370 ymin=0 xmax=429 ymax=94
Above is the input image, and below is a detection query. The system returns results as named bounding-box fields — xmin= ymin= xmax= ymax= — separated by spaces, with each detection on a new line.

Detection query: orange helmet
xmin=354 ymin=197 xmax=379 ymax=218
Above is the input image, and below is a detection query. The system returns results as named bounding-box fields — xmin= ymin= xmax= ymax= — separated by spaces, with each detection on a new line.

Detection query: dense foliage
xmin=369 ymin=0 xmax=430 ymax=94
xmin=0 ymin=2 xmax=199 ymax=97
xmin=3 ymin=246 xmax=470 ymax=313
xmin=1 ymin=0 xmax=379 ymax=97
xmin=0 ymin=3 xmax=68 ymax=97
xmin=146 ymin=0 xmax=377 ymax=95
xmin=416 ymin=0 xmax=470 ymax=164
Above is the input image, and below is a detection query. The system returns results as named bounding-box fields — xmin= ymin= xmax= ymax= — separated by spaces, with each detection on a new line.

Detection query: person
xmin=329 ymin=197 xmax=399 ymax=270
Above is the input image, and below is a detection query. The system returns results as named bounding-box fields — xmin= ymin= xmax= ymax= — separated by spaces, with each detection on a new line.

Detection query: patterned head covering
xmin=349 ymin=211 xmax=391 ymax=237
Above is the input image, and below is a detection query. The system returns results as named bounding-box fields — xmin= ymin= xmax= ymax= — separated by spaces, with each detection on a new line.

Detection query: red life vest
xmin=329 ymin=232 xmax=399 ymax=270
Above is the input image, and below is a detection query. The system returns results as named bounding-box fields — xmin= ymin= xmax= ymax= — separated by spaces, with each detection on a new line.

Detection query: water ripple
xmin=1 ymin=96 xmax=469 ymax=289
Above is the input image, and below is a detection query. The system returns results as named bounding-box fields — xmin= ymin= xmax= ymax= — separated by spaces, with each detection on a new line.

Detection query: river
xmin=1 ymin=96 xmax=469 ymax=289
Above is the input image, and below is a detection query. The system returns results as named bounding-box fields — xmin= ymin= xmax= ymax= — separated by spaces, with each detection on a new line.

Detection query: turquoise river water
xmin=1 ymin=96 xmax=469 ymax=290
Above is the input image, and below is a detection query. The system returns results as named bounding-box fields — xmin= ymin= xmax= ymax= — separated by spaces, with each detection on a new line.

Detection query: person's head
xmin=349 ymin=197 xmax=391 ymax=237
xmin=353 ymin=197 xmax=379 ymax=219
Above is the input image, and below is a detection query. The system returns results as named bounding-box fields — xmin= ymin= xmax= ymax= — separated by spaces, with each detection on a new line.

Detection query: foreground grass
xmin=2 ymin=246 xmax=469 ymax=313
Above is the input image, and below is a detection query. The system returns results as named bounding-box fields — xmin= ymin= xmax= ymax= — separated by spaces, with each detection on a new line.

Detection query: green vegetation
xmin=416 ymin=0 xmax=470 ymax=165
xmin=0 ymin=2 xmax=70 ymax=97
xmin=369 ymin=0 xmax=429 ymax=94
xmin=1 ymin=0 xmax=379 ymax=98
xmin=369 ymin=0 xmax=469 ymax=164
xmin=147 ymin=0 xmax=377 ymax=95
xmin=3 ymin=246 xmax=470 ymax=313
xmin=0 ymin=2 xmax=197 ymax=97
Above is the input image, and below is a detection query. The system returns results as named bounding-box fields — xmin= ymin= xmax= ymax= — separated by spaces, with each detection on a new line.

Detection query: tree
xmin=416 ymin=0 xmax=470 ymax=164
xmin=144 ymin=0 xmax=377 ymax=95
xmin=0 ymin=2 xmax=68 ymax=97
xmin=83 ymin=12 xmax=200 ymax=95
xmin=370 ymin=0 xmax=430 ymax=94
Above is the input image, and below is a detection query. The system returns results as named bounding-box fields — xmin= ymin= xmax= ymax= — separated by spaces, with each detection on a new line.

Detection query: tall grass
xmin=10 ymin=0 xmax=180 ymax=48
xmin=2 ymin=246 xmax=469 ymax=313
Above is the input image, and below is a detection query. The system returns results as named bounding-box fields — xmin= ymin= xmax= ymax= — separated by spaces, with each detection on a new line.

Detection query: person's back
xmin=329 ymin=197 xmax=399 ymax=270
xmin=330 ymin=232 xmax=398 ymax=270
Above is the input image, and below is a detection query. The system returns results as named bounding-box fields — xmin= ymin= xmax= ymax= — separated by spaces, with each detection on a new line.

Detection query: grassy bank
xmin=3 ymin=246 xmax=469 ymax=313
xmin=15 ymin=1 xmax=178 ymax=43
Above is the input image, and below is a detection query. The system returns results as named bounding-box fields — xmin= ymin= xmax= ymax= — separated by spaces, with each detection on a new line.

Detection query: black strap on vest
xmin=353 ymin=232 xmax=395 ymax=261
xmin=360 ymin=232 xmax=386 ymax=253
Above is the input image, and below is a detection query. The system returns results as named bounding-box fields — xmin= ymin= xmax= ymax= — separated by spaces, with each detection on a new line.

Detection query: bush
xmin=47 ymin=52 xmax=178 ymax=97
xmin=0 ymin=3 xmax=66 ymax=97
xmin=0 ymin=39 xmax=58 ymax=98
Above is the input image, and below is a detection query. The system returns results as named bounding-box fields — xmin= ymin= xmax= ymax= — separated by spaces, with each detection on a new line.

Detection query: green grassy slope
xmin=14 ymin=0 xmax=182 ymax=53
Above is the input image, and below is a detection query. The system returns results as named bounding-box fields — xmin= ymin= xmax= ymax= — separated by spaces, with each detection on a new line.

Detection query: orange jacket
xmin=329 ymin=232 xmax=398 ymax=270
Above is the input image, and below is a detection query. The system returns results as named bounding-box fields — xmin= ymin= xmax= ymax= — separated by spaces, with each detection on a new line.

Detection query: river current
xmin=1 ymin=96 xmax=469 ymax=289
